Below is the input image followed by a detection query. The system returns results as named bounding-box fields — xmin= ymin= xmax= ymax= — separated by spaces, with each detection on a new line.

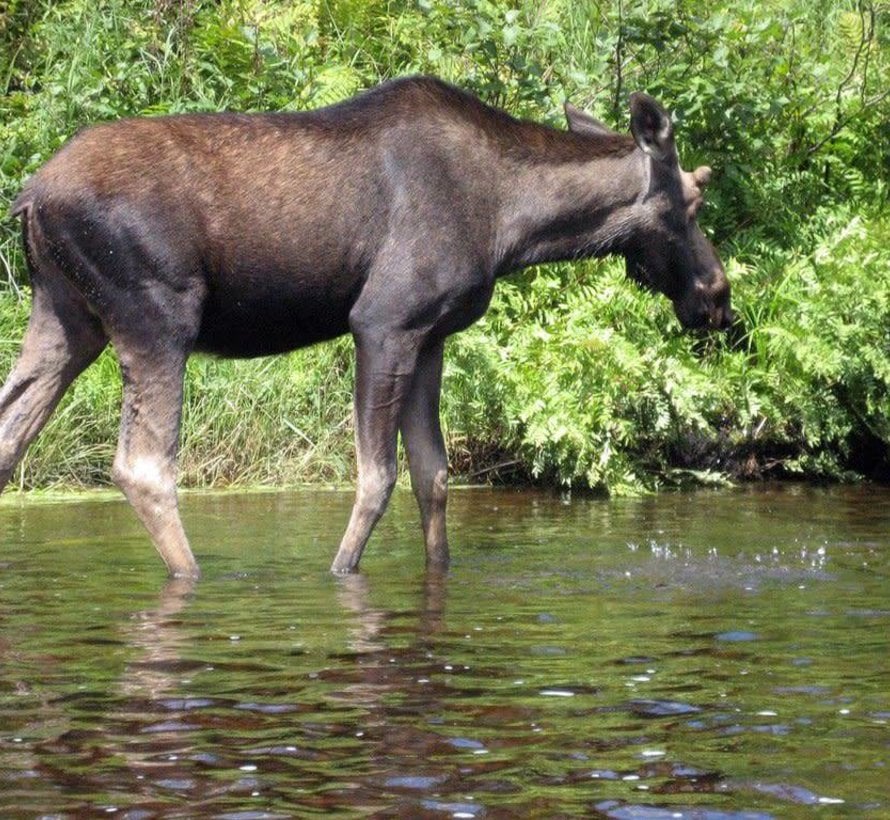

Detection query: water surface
xmin=0 ymin=484 xmax=888 ymax=817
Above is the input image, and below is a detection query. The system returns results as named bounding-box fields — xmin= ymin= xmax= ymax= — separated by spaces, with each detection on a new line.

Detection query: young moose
xmin=4 ymin=77 xmax=731 ymax=578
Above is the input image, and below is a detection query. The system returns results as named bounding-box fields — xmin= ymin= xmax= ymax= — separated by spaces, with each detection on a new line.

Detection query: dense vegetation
xmin=1 ymin=0 xmax=888 ymax=492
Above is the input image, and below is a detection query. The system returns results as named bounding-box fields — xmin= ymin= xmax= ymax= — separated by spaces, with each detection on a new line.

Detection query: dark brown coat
xmin=4 ymin=76 xmax=731 ymax=578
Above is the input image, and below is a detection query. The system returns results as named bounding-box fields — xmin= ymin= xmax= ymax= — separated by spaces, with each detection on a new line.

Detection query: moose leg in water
xmin=111 ymin=345 xmax=199 ymax=579
xmin=0 ymin=273 xmax=107 ymax=491
xmin=399 ymin=339 xmax=449 ymax=568
xmin=331 ymin=327 xmax=423 ymax=574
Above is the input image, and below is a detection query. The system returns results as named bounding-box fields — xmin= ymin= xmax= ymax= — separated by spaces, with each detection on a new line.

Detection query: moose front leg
xmin=399 ymin=338 xmax=449 ymax=569
xmin=331 ymin=331 xmax=421 ymax=574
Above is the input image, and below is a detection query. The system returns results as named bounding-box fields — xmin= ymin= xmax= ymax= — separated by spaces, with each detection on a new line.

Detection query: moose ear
xmin=692 ymin=165 xmax=712 ymax=189
xmin=629 ymin=92 xmax=675 ymax=162
xmin=564 ymin=102 xmax=612 ymax=137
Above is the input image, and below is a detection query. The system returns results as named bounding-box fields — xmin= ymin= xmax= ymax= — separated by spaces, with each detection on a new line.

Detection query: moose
xmin=4 ymin=76 xmax=731 ymax=579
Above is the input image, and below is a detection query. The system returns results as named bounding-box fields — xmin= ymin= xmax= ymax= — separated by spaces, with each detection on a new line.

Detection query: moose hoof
xmin=169 ymin=564 xmax=201 ymax=581
xmin=330 ymin=562 xmax=360 ymax=575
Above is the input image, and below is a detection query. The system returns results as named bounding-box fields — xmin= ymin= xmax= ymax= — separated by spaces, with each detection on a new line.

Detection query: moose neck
xmin=495 ymin=140 xmax=647 ymax=274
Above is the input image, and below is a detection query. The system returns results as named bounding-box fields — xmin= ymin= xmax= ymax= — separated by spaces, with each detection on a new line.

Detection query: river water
xmin=0 ymin=484 xmax=887 ymax=817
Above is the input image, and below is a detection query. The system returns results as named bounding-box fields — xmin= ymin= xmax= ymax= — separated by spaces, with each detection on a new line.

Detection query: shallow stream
xmin=1 ymin=484 xmax=888 ymax=817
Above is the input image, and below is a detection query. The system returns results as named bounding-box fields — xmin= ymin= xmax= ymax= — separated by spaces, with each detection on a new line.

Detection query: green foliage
xmin=0 ymin=0 xmax=887 ymax=491
xmin=448 ymin=210 xmax=890 ymax=491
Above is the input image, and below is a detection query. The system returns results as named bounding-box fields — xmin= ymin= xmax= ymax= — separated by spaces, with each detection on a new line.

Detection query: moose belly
xmin=194 ymin=273 xmax=356 ymax=358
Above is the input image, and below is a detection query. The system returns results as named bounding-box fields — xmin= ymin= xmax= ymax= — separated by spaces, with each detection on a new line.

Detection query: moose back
xmin=4 ymin=76 xmax=731 ymax=578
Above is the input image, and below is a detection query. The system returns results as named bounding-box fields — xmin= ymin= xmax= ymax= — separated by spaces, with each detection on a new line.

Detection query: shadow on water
xmin=0 ymin=484 xmax=888 ymax=816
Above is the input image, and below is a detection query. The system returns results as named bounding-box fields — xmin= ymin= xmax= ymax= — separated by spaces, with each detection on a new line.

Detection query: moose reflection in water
xmin=3 ymin=77 xmax=731 ymax=578
xmin=22 ymin=572 xmax=472 ymax=814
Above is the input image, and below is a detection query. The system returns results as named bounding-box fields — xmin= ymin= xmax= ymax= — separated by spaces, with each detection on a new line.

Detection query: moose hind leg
xmin=400 ymin=339 xmax=449 ymax=568
xmin=0 ymin=278 xmax=108 ymax=493
xmin=112 ymin=348 xmax=198 ymax=579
